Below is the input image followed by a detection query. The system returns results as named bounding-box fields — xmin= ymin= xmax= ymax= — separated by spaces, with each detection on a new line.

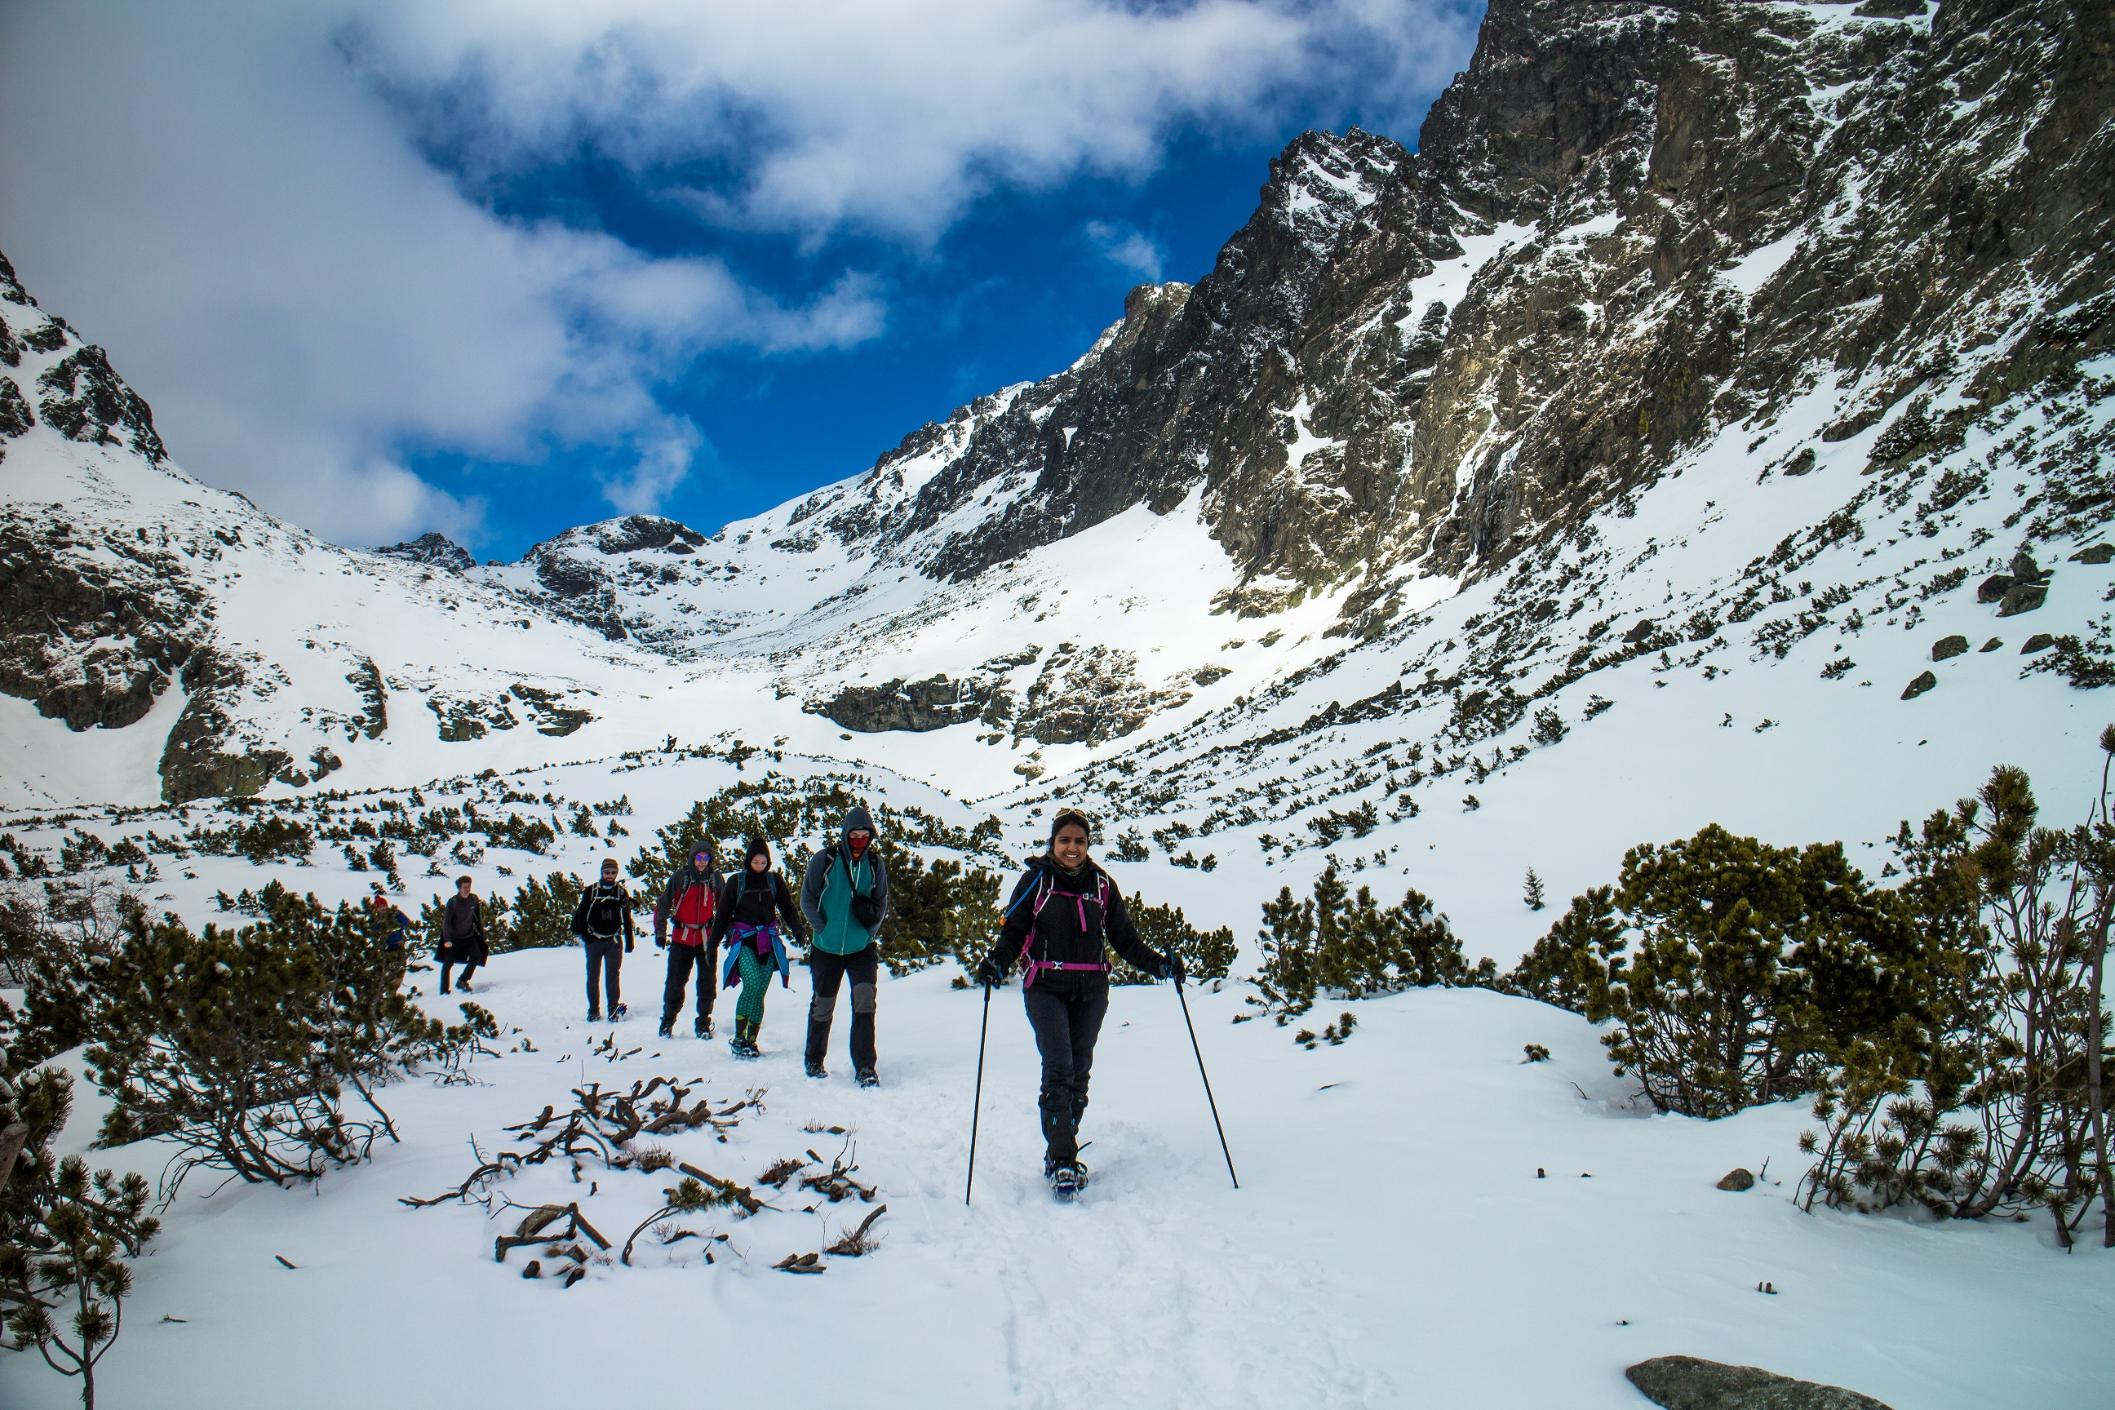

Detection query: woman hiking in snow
xmin=799 ymin=804 xmax=888 ymax=1086
xmin=974 ymin=808 xmax=1179 ymax=1197
xmin=437 ymin=874 xmax=486 ymax=994
xmin=710 ymin=836 xmax=808 ymax=1058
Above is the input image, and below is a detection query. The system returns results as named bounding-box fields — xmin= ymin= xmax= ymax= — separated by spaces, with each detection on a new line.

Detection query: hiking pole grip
xmin=965 ymin=979 xmax=992 ymax=1206
xmin=1175 ymin=976 xmax=1239 ymax=1190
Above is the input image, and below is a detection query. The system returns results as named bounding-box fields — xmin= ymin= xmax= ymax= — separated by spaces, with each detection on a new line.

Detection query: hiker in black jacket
xmin=438 ymin=875 xmax=487 ymax=994
xmin=571 ymin=858 xmax=636 ymax=1021
xmin=709 ymin=835 xmax=808 ymax=1058
xmin=974 ymin=808 xmax=1176 ymax=1195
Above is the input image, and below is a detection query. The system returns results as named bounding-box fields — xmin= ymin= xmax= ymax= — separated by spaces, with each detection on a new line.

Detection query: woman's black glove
xmin=972 ymin=957 xmax=1002 ymax=989
xmin=1161 ymin=952 xmax=1185 ymax=983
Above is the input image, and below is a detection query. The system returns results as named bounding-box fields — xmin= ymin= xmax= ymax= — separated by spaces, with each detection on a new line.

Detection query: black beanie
xmin=745 ymin=835 xmax=771 ymax=867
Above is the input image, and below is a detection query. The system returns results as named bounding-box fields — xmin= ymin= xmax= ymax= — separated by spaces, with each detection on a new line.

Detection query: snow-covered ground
xmin=8 ymin=947 xmax=2106 ymax=1410
xmin=6 ymin=947 xmax=2107 ymax=1410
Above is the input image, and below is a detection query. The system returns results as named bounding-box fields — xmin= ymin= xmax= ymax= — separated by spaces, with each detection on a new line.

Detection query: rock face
xmin=810 ymin=674 xmax=1000 ymax=734
xmin=1626 ymin=1356 xmax=1895 ymax=1410
xmin=0 ymin=516 xmax=207 ymax=730
xmin=769 ymin=0 xmax=2115 ymax=624
xmin=375 ymin=532 xmax=474 ymax=572
xmin=1931 ymin=635 xmax=1969 ymax=661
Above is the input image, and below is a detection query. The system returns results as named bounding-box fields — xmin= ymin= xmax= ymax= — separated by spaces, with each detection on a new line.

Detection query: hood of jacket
xmin=840 ymin=806 xmax=876 ymax=848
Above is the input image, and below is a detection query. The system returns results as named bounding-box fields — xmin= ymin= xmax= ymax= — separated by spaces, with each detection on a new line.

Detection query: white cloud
xmin=0 ymin=1 xmax=885 ymax=547
xmin=341 ymin=0 xmax=1483 ymax=244
xmin=1085 ymin=220 xmax=1168 ymax=282
xmin=0 ymin=0 xmax=1483 ymax=545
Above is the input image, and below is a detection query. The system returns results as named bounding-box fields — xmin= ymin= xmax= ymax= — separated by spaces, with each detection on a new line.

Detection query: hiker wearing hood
xmin=709 ymin=836 xmax=807 ymax=1058
xmin=800 ymin=805 xmax=889 ymax=1085
xmin=652 ymin=844 xmax=721 ymax=1039
xmin=973 ymin=808 xmax=1177 ymax=1193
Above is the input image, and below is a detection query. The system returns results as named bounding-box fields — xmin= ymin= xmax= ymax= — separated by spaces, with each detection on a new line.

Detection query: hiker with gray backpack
xmin=800 ymin=805 xmax=889 ymax=1086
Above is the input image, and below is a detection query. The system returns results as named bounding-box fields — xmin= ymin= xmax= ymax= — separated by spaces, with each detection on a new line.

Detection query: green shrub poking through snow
xmin=1253 ymin=865 xmax=1489 ymax=1021
xmin=1800 ymin=736 xmax=2115 ymax=1248
xmin=1511 ymin=827 xmax=1936 ymax=1119
xmin=0 ymin=1047 xmax=160 ymax=1410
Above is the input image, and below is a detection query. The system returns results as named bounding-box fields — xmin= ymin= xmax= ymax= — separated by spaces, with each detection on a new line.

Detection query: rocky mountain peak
xmin=374 ymin=531 xmax=474 ymax=572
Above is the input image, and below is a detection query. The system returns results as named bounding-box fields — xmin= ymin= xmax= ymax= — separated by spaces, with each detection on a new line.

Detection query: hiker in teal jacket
xmin=800 ymin=805 xmax=889 ymax=1086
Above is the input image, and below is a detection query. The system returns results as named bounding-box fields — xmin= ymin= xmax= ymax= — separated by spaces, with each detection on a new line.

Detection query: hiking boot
xmin=586 ymin=1008 xmax=602 ymax=1022
xmin=805 ymin=1061 xmax=828 ymax=1079
xmin=458 ymin=979 xmax=473 ymax=993
xmin=657 ymin=1020 xmax=675 ymax=1039
xmin=696 ymin=1015 xmax=714 ymax=1039
xmin=1047 ymin=1162 xmax=1083 ymax=1198
xmin=855 ymin=1068 xmax=879 ymax=1089
xmin=610 ymin=1003 xmax=628 ymax=1021
xmin=730 ymin=1038 xmax=760 ymax=1060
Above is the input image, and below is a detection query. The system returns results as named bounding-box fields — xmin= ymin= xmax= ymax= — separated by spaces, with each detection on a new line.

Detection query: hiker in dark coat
xmin=570 ymin=858 xmax=636 ymax=1021
xmin=974 ymin=808 xmax=1177 ymax=1193
xmin=438 ymin=875 xmax=487 ymax=994
xmin=653 ymin=844 xmax=721 ymax=1038
xmin=710 ymin=835 xmax=808 ymax=1058
xmin=799 ymin=804 xmax=889 ymax=1085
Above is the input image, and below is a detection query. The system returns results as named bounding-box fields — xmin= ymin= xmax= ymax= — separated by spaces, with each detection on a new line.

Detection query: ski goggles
xmin=693 ymin=851 xmax=712 ymax=864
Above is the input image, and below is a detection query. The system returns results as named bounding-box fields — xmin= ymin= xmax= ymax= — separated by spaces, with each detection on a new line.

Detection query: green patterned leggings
xmin=735 ymin=945 xmax=774 ymax=1028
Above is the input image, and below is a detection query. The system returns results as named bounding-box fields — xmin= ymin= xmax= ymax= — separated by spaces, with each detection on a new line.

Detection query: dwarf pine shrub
xmin=1510 ymin=827 xmax=1935 ymax=1118
xmin=1253 ymin=865 xmax=1481 ymax=1021
xmin=1800 ymin=736 xmax=2115 ymax=1248
xmin=0 ymin=1048 xmax=159 ymax=1410
xmin=73 ymin=890 xmax=485 ymax=1196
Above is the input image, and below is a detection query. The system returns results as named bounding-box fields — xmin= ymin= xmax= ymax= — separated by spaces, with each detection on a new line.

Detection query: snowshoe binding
xmin=1045 ymin=1159 xmax=1089 ymax=1201
xmin=855 ymin=1068 xmax=880 ymax=1089
xmin=609 ymin=1002 xmax=628 ymax=1021
xmin=657 ymin=1020 xmax=675 ymax=1039
xmin=805 ymin=1061 xmax=828 ymax=1079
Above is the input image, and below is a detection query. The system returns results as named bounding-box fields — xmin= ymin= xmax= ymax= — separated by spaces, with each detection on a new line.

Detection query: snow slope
xmin=6 ymin=947 xmax=2107 ymax=1410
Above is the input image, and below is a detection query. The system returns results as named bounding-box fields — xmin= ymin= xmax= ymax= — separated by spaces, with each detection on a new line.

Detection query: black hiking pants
xmin=439 ymin=956 xmax=479 ymax=992
xmin=805 ymin=946 xmax=878 ymax=1074
xmin=660 ymin=941 xmax=716 ymax=1029
xmin=1023 ymin=983 xmax=1109 ymax=1167
xmin=583 ymin=938 xmax=622 ymax=1013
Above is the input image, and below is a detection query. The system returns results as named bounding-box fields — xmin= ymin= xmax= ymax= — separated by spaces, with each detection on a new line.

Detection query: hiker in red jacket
xmin=653 ymin=845 xmax=721 ymax=1038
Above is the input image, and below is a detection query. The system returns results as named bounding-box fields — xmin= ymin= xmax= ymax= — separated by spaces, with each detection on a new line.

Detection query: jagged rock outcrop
xmin=810 ymin=674 xmax=1000 ymax=734
xmin=375 ymin=532 xmax=474 ymax=572
xmin=159 ymin=647 xmax=296 ymax=802
xmin=0 ymin=516 xmax=207 ymax=730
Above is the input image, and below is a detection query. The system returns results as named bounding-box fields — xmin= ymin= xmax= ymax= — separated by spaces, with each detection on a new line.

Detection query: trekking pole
xmin=964 ymin=980 xmax=993 ymax=1206
xmin=1174 ymin=975 xmax=1239 ymax=1190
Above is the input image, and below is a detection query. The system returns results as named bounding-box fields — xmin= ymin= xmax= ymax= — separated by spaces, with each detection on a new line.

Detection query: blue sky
xmin=0 ymin=1 xmax=1484 ymax=558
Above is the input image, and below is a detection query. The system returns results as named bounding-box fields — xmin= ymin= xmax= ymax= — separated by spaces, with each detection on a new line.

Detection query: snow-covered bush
xmin=1111 ymin=893 xmax=1235 ymax=985
xmin=1252 ymin=865 xmax=1486 ymax=1021
xmin=1512 ymin=826 xmax=1934 ymax=1119
xmin=1800 ymin=742 xmax=2115 ymax=1248
xmin=76 ymin=890 xmax=482 ymax=1195
xmin=0 ymin=1047 xmax=159 ymax=1410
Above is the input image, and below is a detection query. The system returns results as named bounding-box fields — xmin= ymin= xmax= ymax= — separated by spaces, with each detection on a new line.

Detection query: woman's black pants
xmin=1023 ymin=984 xmax=1109 ymax=1167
